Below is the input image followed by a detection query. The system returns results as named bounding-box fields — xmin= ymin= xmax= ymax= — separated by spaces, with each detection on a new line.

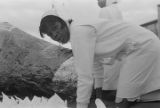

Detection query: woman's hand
xmin=97 ymin=0 xmax=106 ymax=8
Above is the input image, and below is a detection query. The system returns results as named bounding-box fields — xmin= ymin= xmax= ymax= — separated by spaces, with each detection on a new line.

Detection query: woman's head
xmin=97 ymin=0 xmax=106 ymax=8
xmin=97 ymin=0 xmax=118 ymax=8
xmin=39 ymin=15 xmax=70 ymax=44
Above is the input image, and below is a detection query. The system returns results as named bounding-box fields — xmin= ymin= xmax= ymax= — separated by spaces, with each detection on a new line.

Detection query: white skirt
xmin=116 ymin=39 xmax=160 ymax=99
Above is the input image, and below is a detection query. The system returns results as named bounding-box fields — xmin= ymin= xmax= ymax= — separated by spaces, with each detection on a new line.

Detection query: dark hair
xmin=97 ymin=0 xmax=106 ymax=8
xmin=39 ymin=15 xmax=70 ymax=44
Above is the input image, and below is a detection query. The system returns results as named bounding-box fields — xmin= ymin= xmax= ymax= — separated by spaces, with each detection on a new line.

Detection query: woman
xmin=39 ymin=8 xmax=160 ymax=108
xmin=95 ymin=0 xmax=123 ymax=100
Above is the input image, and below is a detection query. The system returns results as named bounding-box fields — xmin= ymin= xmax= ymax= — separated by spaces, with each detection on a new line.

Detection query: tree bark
xmin=0 ymin=22 xmax=75 ymax=100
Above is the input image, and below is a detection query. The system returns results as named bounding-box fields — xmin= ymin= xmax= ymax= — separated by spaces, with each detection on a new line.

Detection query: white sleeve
xmin=71 ymin=25 xmax=97 ymax=106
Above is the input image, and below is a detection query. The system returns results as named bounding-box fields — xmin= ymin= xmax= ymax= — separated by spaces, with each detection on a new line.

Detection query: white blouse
xmin=70 ymin=18 xmax=157 ymax=105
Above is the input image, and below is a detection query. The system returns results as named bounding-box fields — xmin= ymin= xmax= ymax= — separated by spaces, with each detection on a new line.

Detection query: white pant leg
xmin=93 ymin=58 xmax=104 ymax=89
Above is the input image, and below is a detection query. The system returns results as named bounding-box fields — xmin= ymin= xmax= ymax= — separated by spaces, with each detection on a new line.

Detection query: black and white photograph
xmin=0 ymin=0 xmax=160 ymax=108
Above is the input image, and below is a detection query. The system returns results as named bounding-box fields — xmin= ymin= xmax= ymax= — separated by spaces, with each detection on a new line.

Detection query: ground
xmin=68 ymin=100 xmax=160 ymax=108
xmin=68 ymin=90 xmax=160 ymax=108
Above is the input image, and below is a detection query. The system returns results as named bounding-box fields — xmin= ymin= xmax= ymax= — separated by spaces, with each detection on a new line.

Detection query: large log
xmin=0 ymin=22 xmax=76 ymax=100
xmin=52 ymin=57 xmax=77 ymax=101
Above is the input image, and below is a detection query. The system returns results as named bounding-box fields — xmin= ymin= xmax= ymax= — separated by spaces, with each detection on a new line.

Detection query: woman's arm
xmin=71 ymin=25 xmax=97 ymax=108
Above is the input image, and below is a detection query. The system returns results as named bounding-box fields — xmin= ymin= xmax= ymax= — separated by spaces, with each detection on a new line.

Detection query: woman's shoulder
xmin=70 ymin=19 xmax=99 ymax=33
xmin=70 ymin=19 xmax=103 ymax=40
xmin=70 ymin=22 xmax=96 ymax=38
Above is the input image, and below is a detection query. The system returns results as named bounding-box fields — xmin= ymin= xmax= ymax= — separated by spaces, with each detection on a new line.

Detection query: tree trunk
xmin=0 ymin=22 xmax=75 ymax=100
